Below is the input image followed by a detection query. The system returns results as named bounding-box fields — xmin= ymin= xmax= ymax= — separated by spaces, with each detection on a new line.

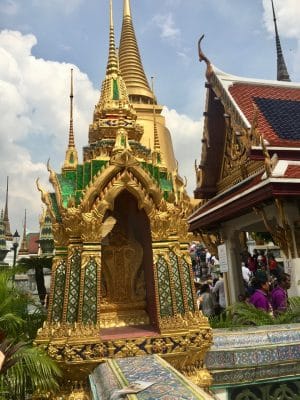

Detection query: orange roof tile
xmin=285 ymin=165 xmax=300 ymax=178
xmin=229 ymin=84 xmax=300 ymax=147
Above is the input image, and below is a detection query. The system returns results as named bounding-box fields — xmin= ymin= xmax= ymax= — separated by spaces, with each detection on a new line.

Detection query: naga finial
xmin=47 ymin=158 xmax=57 ymax=186
xmin=198 ymin=34 xmax=213 ymax=80
xmin=36 ymin=178 xmax=56 ymax=220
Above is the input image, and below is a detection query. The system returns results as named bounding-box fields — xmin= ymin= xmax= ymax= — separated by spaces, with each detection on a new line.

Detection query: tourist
xmin=252 ymin=249 xmax=259 ymax=267
xmin=271 ymin=273 xmax=291 ymax=315
xmin=268 ymin=254 xmax=279 ymax=277
xmin=246 ymin=252 xmax=256 ymax=273
xmin=198 ymin=283 xmax=214 ymax=317
xmin=242 ymin=262 xmax=252 ymax=284
xmin=257 ymin=250 xmax=267 ymax=268
xmin=212 ymin=272 xmax=226 ymax=313
xmin=249 ymin=272 xmax=272 ymax=314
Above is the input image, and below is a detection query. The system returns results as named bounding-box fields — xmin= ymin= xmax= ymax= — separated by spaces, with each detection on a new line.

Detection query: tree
xmin=17 ymin=256 xmax=53 ymax=306
xmin=0 ymin=270 xmax=61 ymax=399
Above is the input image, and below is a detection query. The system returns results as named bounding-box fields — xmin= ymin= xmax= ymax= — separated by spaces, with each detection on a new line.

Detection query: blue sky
xmin=0 ymin=0 xmax=299 ymax=232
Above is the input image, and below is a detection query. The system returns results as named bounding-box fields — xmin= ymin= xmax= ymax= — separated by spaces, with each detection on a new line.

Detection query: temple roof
xmin=190 ymin=61 xmax=300 ymax=229
xmin=228 ymin=82 xmax=300 ymax=147
xmin=211 ymin=67 xmax=300 ymax=148
xmin=190 ymin=167 xmax=300 ymax=230
xmin=26 ymin=233 xmax=40 ymax=255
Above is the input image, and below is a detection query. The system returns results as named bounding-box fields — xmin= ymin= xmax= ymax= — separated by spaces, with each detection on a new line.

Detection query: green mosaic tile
xmin=57 ymin=173 xmax=77 ymax=207
xmin=76 ymin=165 xmax=84 ymax=190
xmin=156 ymin=255 xmax=173 ymax=318
xmin=75 ymin=190 xmax=83 ymax=205
xmin=181 ymin=257 xmax=195 ymax=311
xmin=169 ymin=251 xmax=185 ymax=314
xmin=159 ymin=178 xmax=173 ymax=191
xmin=83 ymin=162 xmax=92 ymax=188
xmin=52 ymin=261 xmax=66 ymax=322
xmin=113 ymin=78 xmax=119 ymax=100
xmin=63 ymin=170 xmax=77 ymax=181
xmin=82 ymin=257 xmax=98 ymax=324
xmin=91 ymin=159 xmax=107 ymax=178
xmin=66 ymin=249 xmax=81 ymax=323
xmin=49 ymin=193 xmax=62 ymax=222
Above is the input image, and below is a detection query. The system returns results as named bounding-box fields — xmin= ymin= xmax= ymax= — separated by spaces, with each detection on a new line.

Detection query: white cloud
xmin=262 ymin=0 xmax=300 ymax=38
xmin=0 ymin=30 xmax=98 ymax=232
xmin=152 ymin=13 xmax=181 ymax=42
xmin=0 ymin=0 xmax=19 ymax=15
xmin=162 ymin=107 xmax=203 ymax=195
xmin=262 ymin=0 xmax=300 ymax=80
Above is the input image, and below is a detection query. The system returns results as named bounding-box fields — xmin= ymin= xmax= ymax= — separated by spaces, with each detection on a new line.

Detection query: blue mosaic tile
xmin=205 ymin=350 xmax=235 ymax=368
xmin=254 ymin=365 xmax=279 ymax=380
xmin=256 ymin=348 xmax=278 ymax=364
xmin=234 ymin=350 xmax=257 ymax=366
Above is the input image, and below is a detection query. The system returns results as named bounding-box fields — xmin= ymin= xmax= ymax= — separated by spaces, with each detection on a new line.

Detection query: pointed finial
xmin=68 ymin=68 xmax=75 ymax=148
xmin=3 ymin=176 xmax=12 ymax=240
xmin=198 ymin=35 xmax=213 ymax=81
xmin=19 ymin=209 xmax=28 ymax=255
xmin=151 ymin=77 xmax=160 ymax=152
xmin=63 ymin=69 xmax=78 ymax=170
xmin=106 ymin=0 xmax=118 ymax=75
xmin=271 ymin=0 xmax=290 ymax=82
xmin=123 ymin=0 xmax=131 ymax=18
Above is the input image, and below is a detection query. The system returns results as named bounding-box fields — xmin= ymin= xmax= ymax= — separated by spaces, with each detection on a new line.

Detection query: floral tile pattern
xmin=90 ymin=355 xmax=212 ymax=400
xmin=206 ymin=324 xmax=300 ymax=387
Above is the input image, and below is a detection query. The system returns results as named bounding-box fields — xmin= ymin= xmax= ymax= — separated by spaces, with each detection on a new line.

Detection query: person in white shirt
xmin=242 ymin=262 xmax=252 ymax=284
xmin=212 ymin=273 xmax=226 ymax=311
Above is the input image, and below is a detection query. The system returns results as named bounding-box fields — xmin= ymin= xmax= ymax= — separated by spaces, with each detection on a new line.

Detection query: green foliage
xmin=0 ymin=339 xmax=61 ymax=399
xmin=0 ymin=270 xmax=46 ymax=340
xmin=210 ymin=297 xmax=300 ymax=328
xmin=0 ymin=270 xmax=60 ymax=399
xmin=17 ymin=257 xmax=53 ymax=271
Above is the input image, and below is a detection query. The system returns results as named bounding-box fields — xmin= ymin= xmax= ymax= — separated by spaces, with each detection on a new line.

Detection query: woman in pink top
xmin=249 ymin=272 xmax=272 ymax=314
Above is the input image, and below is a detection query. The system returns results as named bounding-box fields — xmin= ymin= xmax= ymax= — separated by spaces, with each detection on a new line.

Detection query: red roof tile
xmin=27 ymin=233 xmax=39 ymax=255
xmin=229 ymin=84 xmax=300 ymax=147
xmin=285 ymin=165 xmax=300 ymax=178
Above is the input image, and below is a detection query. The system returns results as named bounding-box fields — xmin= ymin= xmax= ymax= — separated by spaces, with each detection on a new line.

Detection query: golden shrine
xmin=35 ymin=0 xmax=212 ymax=396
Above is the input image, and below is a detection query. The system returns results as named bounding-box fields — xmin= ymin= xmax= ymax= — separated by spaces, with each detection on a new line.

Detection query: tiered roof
xmin=190 ymin=64 xmax=300 ymax=230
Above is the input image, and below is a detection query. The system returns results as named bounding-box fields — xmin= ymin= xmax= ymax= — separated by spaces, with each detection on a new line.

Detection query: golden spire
xmin=119 ymin=0 xmax=153 ymax=102
xmin=151 ymin=77 xmax=160 ymax=152
xmin=123 ymin=0 xmax=131 ymax=17
xmin=87 ymin=0 xmax=143 ymax=153
xmin=18 ymin=209 xmax=28 ymax=256
xmin=69 ymin=68 xmax=75 ymax=148
xmin=107 ymin=0 xmax=118 ymax=75
xmin=63 ymin=68 xmax=78 ymax=170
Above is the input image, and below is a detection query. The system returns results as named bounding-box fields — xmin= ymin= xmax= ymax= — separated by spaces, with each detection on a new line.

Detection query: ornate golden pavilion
xmin=35 ymin=0 xmax=212 ymax=395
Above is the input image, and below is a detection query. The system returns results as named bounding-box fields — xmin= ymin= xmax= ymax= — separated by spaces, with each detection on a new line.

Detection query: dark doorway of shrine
xmin=100 ymin=190 xmax=158 ymax=334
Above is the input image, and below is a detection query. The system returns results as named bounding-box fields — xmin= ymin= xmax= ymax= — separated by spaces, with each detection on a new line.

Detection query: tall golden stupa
xmin=35 ymin=0 xmax=212 ymax=396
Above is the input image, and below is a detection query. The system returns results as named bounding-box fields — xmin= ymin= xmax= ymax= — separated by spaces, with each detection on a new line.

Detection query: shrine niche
xmin=35 ymin=0 xmax=212 ymax=392
xmin=100 ymin=190 xmax=153 ymax=328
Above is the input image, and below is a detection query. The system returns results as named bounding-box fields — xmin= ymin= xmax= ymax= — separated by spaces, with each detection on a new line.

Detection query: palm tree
xmin=17 ymin=256 xmax=53 ymax=306
xmin=0 ymin=270 xmax=61 ymax=399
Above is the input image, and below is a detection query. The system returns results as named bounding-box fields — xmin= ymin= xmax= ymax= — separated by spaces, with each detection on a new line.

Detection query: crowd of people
xmin=242 ymin=249 xmax=280 ymax=277
xmin=190 ymin=243 xmax=291 ymax=319
xmin=189 ymin=242 xmax=225 ymax=316
xmin=242 ymin=249 xmax=290 ymax=316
